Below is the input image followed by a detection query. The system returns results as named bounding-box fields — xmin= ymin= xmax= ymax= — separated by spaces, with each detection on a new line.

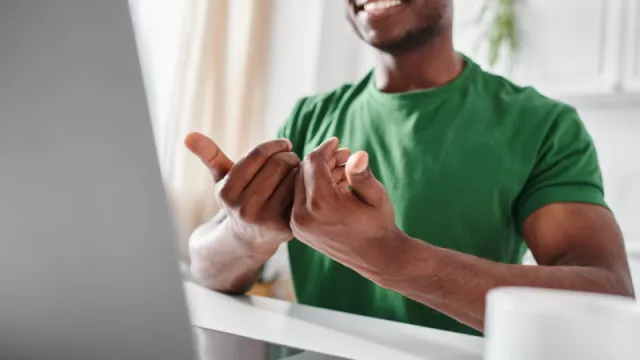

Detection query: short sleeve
xmin=515 ymin=107 xmax=609 ymax=229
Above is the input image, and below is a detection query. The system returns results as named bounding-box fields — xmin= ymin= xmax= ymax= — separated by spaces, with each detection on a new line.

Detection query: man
xmin=184 ymin=0 xmax=635 ymax=336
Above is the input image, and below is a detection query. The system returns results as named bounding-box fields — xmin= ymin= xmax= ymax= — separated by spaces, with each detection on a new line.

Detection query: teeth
xmin=363 ymin=0 xmax=403 ymax=12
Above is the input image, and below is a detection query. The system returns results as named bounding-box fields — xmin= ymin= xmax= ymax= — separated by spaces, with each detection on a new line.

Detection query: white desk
xmin=184 ymin=281 xmax=484 ymax=360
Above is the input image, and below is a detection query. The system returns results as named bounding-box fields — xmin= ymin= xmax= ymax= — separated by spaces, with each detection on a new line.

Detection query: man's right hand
xmin=184 ymin=133 xmax=350 ymax=252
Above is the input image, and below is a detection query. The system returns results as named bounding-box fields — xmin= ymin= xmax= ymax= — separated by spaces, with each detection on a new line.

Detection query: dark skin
xmin=348 ymin=0 xmax=462 ymax=92
xmin=185 ymin=133 xmax=349 ymax=293
xmin=292 ymin=139 xmax=634 ymax=331
xmin=187 ymin=0 xmax=635 ymax=331
xmin=288 ymin=0 xmax=634 ymax=331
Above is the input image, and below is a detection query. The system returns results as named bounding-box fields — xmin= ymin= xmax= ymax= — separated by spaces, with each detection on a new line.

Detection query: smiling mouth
xmin=354 ymin=0 xmax=409 ymax=14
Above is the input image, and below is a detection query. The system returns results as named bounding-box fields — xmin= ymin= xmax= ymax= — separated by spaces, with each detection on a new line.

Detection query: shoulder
xmin=475 ymin=70 xmax=587 ymax=142
xmin=300 ymin=79 xmax=365 ymax=112
xmin=292 ymin=74 xmax=370 ymax=123
xmin=472 ymin=73 xmax=606 ymax=227
xmin=482 ymin=71 xmax=575 ymax=120
xmin=277 ymin=74 xmax=370 ymax=155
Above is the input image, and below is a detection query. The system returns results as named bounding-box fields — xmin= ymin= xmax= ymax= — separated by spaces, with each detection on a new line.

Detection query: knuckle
xmin=306 ymin=151 xmax=326 ymax=166
xmin=247 ymin=146 xmax=268 ymax=163
xmin=264 ymin=155 xmax=298 ymax=179
xmin=273 ymin=152 xmax=300 ymax=166
xmin=308 ymin=151 xmax=322 ymax=161
xmin=255 ymin=139 xmax=288 ymax=156
xmin=271 ymin=157 xmax=292 ymax=173
xmin=237 ymin=204 xmax=259 ymax=223
xmin=290 ymin=152 xmax=302 ymax=164
xmin=272 ymin=138 xmax=291 ymax=151
xmin=276 ymin=138 xmax=291 ymax=149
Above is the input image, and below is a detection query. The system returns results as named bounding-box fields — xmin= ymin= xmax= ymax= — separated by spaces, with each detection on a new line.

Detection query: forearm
xmin=189 ymin=214 xmax=279 ymax=294
xmin=373 ymin=235 xmax=634 ymax=332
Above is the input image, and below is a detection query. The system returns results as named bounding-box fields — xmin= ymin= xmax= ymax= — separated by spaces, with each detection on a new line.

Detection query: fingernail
xmin=349 ymin=151 xmax=369 ymax=174
xmin=354 ymin=159 xmax=368 ymax=173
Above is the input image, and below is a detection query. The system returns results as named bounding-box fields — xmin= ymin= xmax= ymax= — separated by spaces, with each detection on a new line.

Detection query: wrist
xmin=251 ymin=233 xmax=292 ymax=256
xmin=369 ymin=230 xmax=436 ymax=290
xmin=230 ymin=223 xmax=289 ymax=258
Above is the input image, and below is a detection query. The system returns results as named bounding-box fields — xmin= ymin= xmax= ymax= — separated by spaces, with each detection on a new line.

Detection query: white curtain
xmin=131 ymin=0 xmax=272 ymax=261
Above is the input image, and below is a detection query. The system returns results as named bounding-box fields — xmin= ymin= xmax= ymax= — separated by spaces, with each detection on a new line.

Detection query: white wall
xmin=567 ymin=105 xmax=640 ymax=295
xmin=262 ymin=1 xmax=370 ymax=139
xmin=129 ymin=0 xmax=187 ymax=147
xmin=261 ymin=0 xmax=325 ymax=138
xmin=579 ymin=107 xmax=640 ymax=242
xmin=262 ymin=3 xmax=640 ymax=283
xmin=131 ymin=1 xmax=640 ymax=251
xmin=132 ymin=1 xmax=640 ymax=287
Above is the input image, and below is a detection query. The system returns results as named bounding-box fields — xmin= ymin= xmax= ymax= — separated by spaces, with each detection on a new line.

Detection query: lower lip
xmin=357 ymin=1 xmax=409 ymax=22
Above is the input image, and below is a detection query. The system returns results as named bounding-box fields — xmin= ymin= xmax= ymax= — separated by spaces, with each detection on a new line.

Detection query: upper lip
xmin=355 ymin=0 xmax=390 ymax=6
xmin=354 ymin=0 xmax=404 ymax=8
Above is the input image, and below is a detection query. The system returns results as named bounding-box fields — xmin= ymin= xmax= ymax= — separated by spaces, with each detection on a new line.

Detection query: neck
xmin=373 ymin=29 xmax=463 ymax=94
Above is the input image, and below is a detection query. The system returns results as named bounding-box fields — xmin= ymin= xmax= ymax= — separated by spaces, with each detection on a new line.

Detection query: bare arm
xmin=184 ymin=134 xmax=298 ymax=294
xmin=185 ymin=133 xmax=350 ymax=294
xmin=290 ymin=143 xmax=635 ymax=333
xmin=377 ymin=203 xmax=635 ymax=331
xmin=189 ymin=211 xmax=279 ymax=294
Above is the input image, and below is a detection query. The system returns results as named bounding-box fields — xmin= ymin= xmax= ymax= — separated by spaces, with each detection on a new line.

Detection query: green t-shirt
xmin=276 ymin=56 xmax=607 ymax=336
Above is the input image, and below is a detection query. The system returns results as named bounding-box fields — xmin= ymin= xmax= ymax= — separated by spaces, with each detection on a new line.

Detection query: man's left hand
xmin=291 ymin=138 xmax=407 ymax=282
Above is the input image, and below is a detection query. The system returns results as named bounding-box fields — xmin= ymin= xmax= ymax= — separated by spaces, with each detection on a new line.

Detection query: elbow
xmin=189 ymin=243 xmax=253 ymax=295
xmin=617 ymin=281 xmax=636 ymax=299
xmin=568 ymin=266 xmax=636 ymax=300
xmin=603 ymin=270 xmax=635 ymax=299
xmin=614 ymin=268 xmax=636 ymax=299
xmin=609 ymin=283 xmax=635 ymax=299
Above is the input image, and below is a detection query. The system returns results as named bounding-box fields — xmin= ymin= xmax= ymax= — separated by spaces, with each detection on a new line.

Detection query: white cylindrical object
xmin=485 ymin=287 xmax=640 ymax=360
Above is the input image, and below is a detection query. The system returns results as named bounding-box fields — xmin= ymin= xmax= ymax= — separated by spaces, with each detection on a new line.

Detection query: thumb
xmin=345 ymin=151 xmax=385 ymax=206
xmin=184 ymin=132 xmax=234 ymax=182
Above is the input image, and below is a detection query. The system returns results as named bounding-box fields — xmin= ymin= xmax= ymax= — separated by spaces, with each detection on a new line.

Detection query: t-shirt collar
xmin=365 ymin=53 xmax=479 ymax=108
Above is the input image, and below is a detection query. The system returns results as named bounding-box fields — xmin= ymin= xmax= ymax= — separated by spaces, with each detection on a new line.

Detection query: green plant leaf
xmin=475 ymin=0 xmax=518 ymax=70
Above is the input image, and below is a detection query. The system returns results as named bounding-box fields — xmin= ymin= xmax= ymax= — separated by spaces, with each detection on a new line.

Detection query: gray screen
xmin=0 ymin=1 xmax=195 ymax=359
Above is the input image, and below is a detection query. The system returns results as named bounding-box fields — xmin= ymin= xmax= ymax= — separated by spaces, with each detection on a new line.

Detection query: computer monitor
xmin=0 ymin=1 xmax=195 ymax=358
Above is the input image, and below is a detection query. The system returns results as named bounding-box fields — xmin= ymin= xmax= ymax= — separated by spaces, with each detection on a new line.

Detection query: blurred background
xmin=129 ymin=0 xmax=640 ymax=300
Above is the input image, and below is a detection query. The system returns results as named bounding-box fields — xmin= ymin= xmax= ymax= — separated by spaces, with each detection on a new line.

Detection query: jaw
xmin=348 ymin=0 xmax=451 ymax=53
xmin=348 ymin=0 xmax=416 ymax=47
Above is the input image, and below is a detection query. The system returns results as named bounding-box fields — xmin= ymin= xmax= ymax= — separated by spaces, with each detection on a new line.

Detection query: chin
xmin=347 ymin=0 xmax=450 ymax=53
xmin=369 ymin=26 xmax=442 ymax=55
